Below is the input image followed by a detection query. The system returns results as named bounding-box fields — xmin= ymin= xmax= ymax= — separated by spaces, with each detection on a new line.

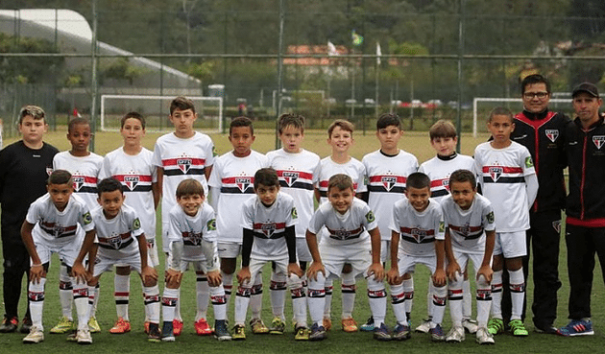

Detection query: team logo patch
xmin=82 ymin=212 xmax=92 ymax=225
xmin=177 ymin=158 xmax=192 ymax=173
xmin=207 ymin=219 xmax=217 ymax=231
xmin=439 ymin=221 xmax=445 ymax=233
xmin=73 ymin=176 xmax=84 ymax=191
xmin=489 ymin=167 xmax=502 ymax=182
xmin=54 ymin=225 xmax=66 ymax=238
xmin=108 ymin=234 xmax=122 ymax=250
xmin=525 ymin=156 xmax=534 ymax=168
xmin=212 ymin=146 xmax=218 ymax=157
xmin=133 ymin=218 xmax=141 ymax=230
xmin=486 ymin=211 xmax=495 ymax=224
xmin=381 ymin=176 xmax=397 ymax=192
xmin=545 ymin=129 xmax=559 ymax=143
xmin=236 ymin=177 xmax=252 ymax=192
xmin=552 ymin=220 xmax=561 ymax=233
xmin=261 ymin=222 xmax=277 ymax=237
xmin=365 ymin=211 xmax=375 ymax=223
xmin=124 ymin=176 xmax=139 ymax=191
xmin=283 ymin=171 xmax=299 ymax=187
xmin=593 ymin=136 xmax=605 ymax=149
xmin=46 ymin=167 xmax=53 ymax=176
xmin=411 ymin=228 xmax=428 ymax=243
xmin=291 ymin=207 xmax=298 ymax=219
xmin=460 ymin=223 xmax=471 ymax=236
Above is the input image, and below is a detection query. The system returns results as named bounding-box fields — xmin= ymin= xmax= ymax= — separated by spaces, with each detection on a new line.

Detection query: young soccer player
xmin=266 ymin=113 xmax=320 ymax=335
xmin=74 ymin=178 xmax=161 ymax=342
xmin=152 ymin=96 xmax=215 ymax=335
xmin=306 ymin=174 xmax=389 ymax=341
xmin=208 ymin=117 xmax=269 ymax=333
xmin=20 ymin=170 xmax=95 ymax=344
xmin=233 ymin=168 xmax=307 ymax=340
xmin=417 ymin=120 xmax=477 ymax=335
xmin=162 ymin=179 xmax=230 ymax=341
xmin=360 ymin=113 xmax=418 ymax=332
xmin=99 ymin=112 xmax=160 ymax=334
xmin=474 ymin=107 xmax=538 ymax=337
xmin=315 ymin=119 xmax=366 ymax=332
xmin=442 ymin=169 xmax=495 ymax=344
xmin=0 ymin=105 xmax=58 ymax=334
xmin=52 ymin=117 xmax=104 ymax=334
xmin=387 ymin=172 xmax=447 ymax=341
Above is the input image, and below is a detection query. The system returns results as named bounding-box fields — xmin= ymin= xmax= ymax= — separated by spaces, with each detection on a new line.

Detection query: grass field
xmin=0 ymin=126 xmax=604 ymax=353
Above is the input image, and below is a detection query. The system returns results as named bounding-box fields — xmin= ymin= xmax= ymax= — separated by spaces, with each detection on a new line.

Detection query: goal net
xmin=100 ymin=95 xmax=223 ymax=133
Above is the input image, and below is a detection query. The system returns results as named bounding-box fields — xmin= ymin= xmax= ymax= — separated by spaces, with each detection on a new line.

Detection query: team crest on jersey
xmin=488 ymin=167 xmax=503 ymax=182
xmin=177 ymin=158 xmax=192 ymax=173
xmin=72 ymin=176 xmax=84 ymax=191
xmin=381 ymin=176 xmax=398 ymax=192
xmin=552 ymin=220 xmax=561 ymax=233
xmin=124 ymin=176 xmax=139 ymax=191
xmin=545 ymin=129 xmax=559 ymax=143
xmin=460 ymin=223 xmax=471 ymax=236
xmin=53 ymin=226 xmax=66 ymax=238
xmin=261 ymin=222 xmax=277 ymax=237
xmin=46 ymin=167 xmax=53 ymax=176
xmin=283 ymin=172 xmax=299 ymax=187
xmin=108 ymin=233 xmax=122 ymax=250
xmin=411 ymin=228 xmax=428 ymax=243
xmin=236 ymin=178 xmax=252 ymax=192
xmin=593 ymin=136 xmax=605 ymax=149
xmin=207 ymin=219 xmax=217 ymax=231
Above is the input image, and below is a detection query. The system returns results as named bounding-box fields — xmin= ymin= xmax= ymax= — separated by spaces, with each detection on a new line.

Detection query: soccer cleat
xmin=194 ymin=318 xmax=214 ymax=336
xmin=534 ymin=324 xmax=557 ymax=334
xmin=23 ymin=326 xmax=44 ymax=344
xmin=148 ymin=323 xmax=162 ymax=343
xmin=0 ymin=317 xmax=19 ymax=333
xmin=476 ymin=327 xmax=495 ymax=345
xmin=508 ymin=319 xmax=528 ymax=337
xmin=462 ymin=318 xmax=479 ymax=334
xmin=162 ymin=321 xmax=175 ymax=342
xmin=88 ymin=316 xmax=101 ymax=333
xmin=50 ymin=316 xmax=75 ymax=334
xmin=144 ymin=321 xmax=150 ymax=334
xmin=557 ymin=319 xmax=594 ymax=337
xmin=360 ymin=316 xmax=375 ymax=332
xmin=172 ymin=319 xmax=183 ymax=336
xmin=20 ymin=317 xmax=32 ymax=334
xmin=294 ymin=326 xmax=310 ymax=341
xmin=415 ymin=318 xmax=431 ymax=333
xmin=109 ymin=317 xmax=131 ymax=334
xmin=487 ymin=318 xmax=504 ymax=335
xmin=250 ymin=318 xmax=269 ymax=334
xmin=445 ymin=326 xmax=465 ymax=343
xmin=430 ymin=324 xmax=445 ymax=342
xmin=373 ymin=323 xmax=391 ymax=341
xmin=66 ymin=330 xmax=78 ymax=342
xmin=270 ymin=317 xmax=285 ymax=335
xmin=214 ymin=320 xmax=232 ymax=341
xmin=76 ymin=328 xmax=93 ymax=344
xmin=309 ymin=323 xmax=326 ymax=341
xmin=322 ymin=317 xmax=332 ymax=331
xmin=392 ymin=323 xmax=411 ymax=341
xmin=232 ymin=324 xmax=246 ymax=340
xmin=341 ymin=317 xmax=358 ymax=332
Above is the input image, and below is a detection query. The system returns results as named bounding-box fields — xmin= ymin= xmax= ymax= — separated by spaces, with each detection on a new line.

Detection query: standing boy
xmin=0 ymin=105 xmax=58 ymax=333
xmin=474 ymin=107 xmax=538 ymax=337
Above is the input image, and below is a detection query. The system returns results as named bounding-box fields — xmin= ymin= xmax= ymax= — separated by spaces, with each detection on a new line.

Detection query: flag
xmin=352 ymin=29 xmax=363 ymax=46
xmin=376 ymin=42 xmax=382 ymax=65
xmin=327 ymin=41 xmax=338 ymax=56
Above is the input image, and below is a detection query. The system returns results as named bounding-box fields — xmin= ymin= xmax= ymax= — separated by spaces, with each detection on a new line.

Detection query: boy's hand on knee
xmin=386 ymin=267 xmax=399 ymax=285
xmin=206 ymin=270 xmax=222 ymax=287
xmin=306 ymin=262 xmax=325 ymax=281
xmin=368 ymin=263 xmax=384 ymax=282
xmin=141 ymin=266 xmax=158 ymax=286
xmin=71 ymin=262 xmax=89 ymax=284
xmin=432 ymin=268 xmax=446 ymax=287
xmin=165 ymin=268 xmax=182 ymax=286
xmin=446 ymin=262 xmax=461 ymax=282
xmin=29 ymin=264 xmax=46 ymax=284
xmin=288 ymin=263 xmax=304 ymax=278
xmin=476 ymin=265 xmax=493 ymax=283
xmin=237 ymin=267 xmax=251 ymax=284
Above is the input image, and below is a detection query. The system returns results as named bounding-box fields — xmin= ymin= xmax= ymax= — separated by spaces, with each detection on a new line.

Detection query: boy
xmin=208 ymin=117 xmax=269 ymax=333
xmin=233 ymin=168 xmax=307 ymax=340
xmin=315 ymin=119 xmax=366 ymax=332
xmin=306 ymin=174 xmax=389 ymax=341
xmin=387 ymin=172 xmax=447 ymax=342
xmin=0 ymin=105 xmax=58 ymax=333
xmin=20 ymin=170 xmax=95 ymax=344
xmin=162 ymin=179 xmax=230 ymax=341
xmin=152 ymin=96 xmax=215 ymax=335
xmin=442 ymin=169 xmax=495 ymax=344
xmin=266 ymin=113 xmax=320 ymax=334
xmin=73 ymin=178 xmax=161 ymax=342
xmin=474 ymin=107 xmax=538 ymax=337
xmin=417 ymin=120 xmax=477 ymax=334
xmin=361 ymin=113 xmax=417 ymax=332
xmin=52 ymin=117 xmax=103 ymax=334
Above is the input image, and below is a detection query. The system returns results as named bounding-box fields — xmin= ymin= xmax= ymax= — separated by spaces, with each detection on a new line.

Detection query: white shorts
xmin=34 ymin=237 xmax=81 ymax=267
xmin=493 ymin=231 xmax=526 ymax=258
xmin=178 ymin=260 xmax=210 ymax=273
xmin=218 ymin=242 xmax=241 ymax=259
xmin=380 ymin=240 xmax=391 ymax=263
xmin=398 ymin=254 xmax=437 ymax=275
xmin=452 ymin=249 xmax=490 ymax=276
xmin=296 ymin=238 xmax=312 ymax=262
xmin=240 ymin=258 xmax=289 ymax=287
xmin=320 ymin=242 xmax=372 ymax=280
xmin=93 ymin=253 xmax=152 ymax=278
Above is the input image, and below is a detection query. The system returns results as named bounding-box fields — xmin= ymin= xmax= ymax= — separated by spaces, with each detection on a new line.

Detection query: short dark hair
xmin=68 ymin=117 xmax=90 ymax=133
xmin=429 ymin=120 xmax=457 ymax=140
xmin=170 ymin=96 xmax=196 ymax=115
xmin=230 ymin=116 xmax=254 ymax=135
xmin=487 ymin=107 xmax=514 ymax=123
xmin=97 ymin=178 xmax=123 ymax=196
xmin=327 ymin=119 xmax=354 ymax=137
xmin=376 ymin=113 xmax=402 ymax=130
xmin=121 ymin=111 xmax=146 ymax=129
xmin=19 ymin=105 xmax=46 ymax=124
xmin=406 ymin=172 xmax=431 ymax=190
xmin=254 ymin=168 xmax=279 ymax=189
xmin=328 ymin=174 xmax=354 ymax=192
xmin=449 ymin=169 xmax=477 ymax=189
xmin=521 ymin=74 xmax=551 ymax=94
xmin=48 ymin=169 xmax=72 ymax=186
xmin=176 ymin=178 xmax=204 ymax=198
xmin=277 ymin=113 xmax=305 ymax=134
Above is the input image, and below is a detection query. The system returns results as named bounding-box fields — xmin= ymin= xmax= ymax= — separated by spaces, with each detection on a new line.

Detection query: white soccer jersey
xmin=474 ymin=141 xmax=535 ymax=232
xmin=92 ymin=204 xmax=144 ymax=259
xmin=100 ymin=147 xmax=157 ymax=240
xmin=308 ymin=198 xmax=377 ymax=247
xmin=441 ymin=194 xmax=495 ymax=254
xmin=362 ymin=149 xmax=418 ymax=241
xmin=209 ymin=150 xmax=269 ymax=244
xmin=419 ymin=154 xmax=476 ymax=204
xmin=241 ymin=192 xmax=297 ymax=261
xmin=390 ymin=198 xmax=444 ymax=257
xmin=53 ymin=151 xmax=103 ymax=209
xmin=26 ymin=193 xmax=94 ymax=244
xmin=168 ymin=202 xmax=217 ymax=261
xmin=266 ymin=148 xmax=320 ymax=239
xmin=317 ymin=156 xmax=366 ymax=204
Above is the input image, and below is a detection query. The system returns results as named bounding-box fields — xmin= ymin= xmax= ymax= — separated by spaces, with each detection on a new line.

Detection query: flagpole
xmin=375 ymin=42 xmax=380 ymax=119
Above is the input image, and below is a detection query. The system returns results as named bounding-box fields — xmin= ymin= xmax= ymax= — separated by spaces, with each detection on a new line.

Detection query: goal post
xmin=100 ymin=95 xmax=223 ymax=133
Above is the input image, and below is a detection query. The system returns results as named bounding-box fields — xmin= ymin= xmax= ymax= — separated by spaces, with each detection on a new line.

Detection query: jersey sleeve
xmin=355 ymin=163 xmax=368 ymax=193
xmin=208 ymin=158 xmax=221 ymax=188
xmin=389 ymin=203 xmax=401 ymax=234
xmin=434 ymin=205 xmax=445 ymax=241
xmin=202 ymin=135 xmax=216 ymax=167
xmin=307 ymin=207 xmax=325 ymax=235
xmin=520 ymin=146 xmax=536 ymax=177
xmin=167 ymin=208 xmax=184 ymax=243
xmin=361 ymin=203 xmax=378 ymax=231
xmin=285 ymin=197 xmax=298 ymax=228
xmin=202 ymin=208 xmax=218 ymax=243
xmin=79 ymin=204 xmax=95 ymax=232
xmin=151 ymin=141 xmax=163 ymax=168
xmin=25 ymin=199 xmax=42 ymax=225
xmin=98 ymin=155 xmax=112 ymax=180
xmin=128 ymin=209 xmax=144 ymax=238
xmin=482 ymin=199 xmax=496 ymax=231
xmin=240 ymin=199 xmax=254 ymax=230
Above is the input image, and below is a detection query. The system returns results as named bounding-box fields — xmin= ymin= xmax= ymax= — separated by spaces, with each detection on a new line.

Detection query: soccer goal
xmin=100 ymin=95 xmax=223 ymax=133
xmin=472 ymin=97 xmax=572 ymax=137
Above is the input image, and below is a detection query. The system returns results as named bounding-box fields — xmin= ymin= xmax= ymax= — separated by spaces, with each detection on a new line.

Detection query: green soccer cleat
xmin=50 ymin=317 xmax=75 ymax=334
xmin=487 ymin=318 xmax=504 ymax=335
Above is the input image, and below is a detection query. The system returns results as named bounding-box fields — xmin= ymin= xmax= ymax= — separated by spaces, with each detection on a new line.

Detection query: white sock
xmin=426 ymin=277 xmax=434 ymax=320
xmin=290 ymin=274 xmax=307 ymax=328
xmin=234 ymin=285 xmax=251 ymax=326
xmin=222 ymin=271 xmax=234 ymax=314
xmin=88 ymin=285 xmax=96 ymax=319
xmin=462 ymin=279 xmax=472 ymax=320
xmin=250 ymin=273 xmax=263 ymax=320
xmin=431 ymin=284 xmax=447 ymax=327
xmin=448 ymin=283 xmax=463 ymax=328
xmin=341 ymin=275 xmax=356 ymax=319
xmin=174 ymin=287 xmax=182 ymax=321
xmin=59 ymin=264 xmax=73 ymax=320
xmin=29 ymin=278 xmax=46 ymax=330
xmin=114 ymin=274 xmax=130 ymax=321
xmin=91 ymin=283 xmax=100 ymax=318
xmin=476 ymin=276 xmax=492 ymax=328
xmin=323 ymin=279 xmax=333 ymax=319
xmin=270 ymin=273 xmax=287 ymax=320
xmin=143 ymin=285 xmax=160 ymax=324
xmin=72 ymin=282 xmax=90 ymax=331
xmin=308 ymin=274 xmax=326 ymax=326
xmin=390 ymin=283 xmax=407 ymax=325
xmin=402 ymin=278 xmax=414 ymax=315
xmin=162 ymin=288 xmax=179 ymax=323
xmin=196 ymin=275 xmax=209 ymax=321
xmin=490 ymin=270 xmax=503 ymax=318
xmin=509 ymin=268 xmax=525 ymax=321
xmin=367 ymin=278 xmax=387 ymax=326
xmin=210 ymin=285 xmax=227 ymax=321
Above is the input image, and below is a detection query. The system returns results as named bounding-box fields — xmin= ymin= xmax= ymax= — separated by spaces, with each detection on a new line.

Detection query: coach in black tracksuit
xmin=501 ymin=75 xmax=569 ymax=334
